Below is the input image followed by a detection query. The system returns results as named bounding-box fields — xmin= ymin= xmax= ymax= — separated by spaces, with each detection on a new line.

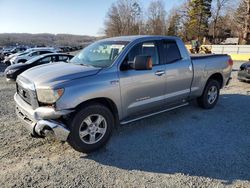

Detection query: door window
xmin=36 ymin=56 xmax=52 ymax=65
xmin=124 ymin=41 xmax=159 ymax=69
xmin=162 ymin=41 xmax=182 ymax=64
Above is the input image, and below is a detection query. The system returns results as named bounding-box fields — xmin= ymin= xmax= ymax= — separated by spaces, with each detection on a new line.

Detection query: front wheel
xmin=67 ymin=104 xmax=114 ymax=153
xmin=197 ymin=79 xmax=220 ymax=109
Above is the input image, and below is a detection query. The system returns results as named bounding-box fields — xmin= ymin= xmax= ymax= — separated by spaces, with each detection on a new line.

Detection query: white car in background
xmin=10 ymin=48 xmax=57 ymax=64
xmin=4 ymin=51 xmax=28 ymax=65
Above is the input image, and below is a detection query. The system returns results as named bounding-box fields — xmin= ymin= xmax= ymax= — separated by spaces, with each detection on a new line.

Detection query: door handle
xmin=155 ymin=70 xmax=165 ymax=76
xmin=189 ymin=64 xmax=193 ymax=71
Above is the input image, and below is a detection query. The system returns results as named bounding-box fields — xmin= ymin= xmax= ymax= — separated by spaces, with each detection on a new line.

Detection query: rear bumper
xmin=14 ymin=93 xmax=73 ymax=141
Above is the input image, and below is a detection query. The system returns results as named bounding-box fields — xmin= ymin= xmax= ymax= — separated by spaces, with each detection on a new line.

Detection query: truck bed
xmin=190 ymin=54 xmax=228 ymax=60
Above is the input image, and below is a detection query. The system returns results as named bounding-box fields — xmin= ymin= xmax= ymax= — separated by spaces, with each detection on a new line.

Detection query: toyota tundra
xmin=14 ymin=36 xmax=233 ymax=152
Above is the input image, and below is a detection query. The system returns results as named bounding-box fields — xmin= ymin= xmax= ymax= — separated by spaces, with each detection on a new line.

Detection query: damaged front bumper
xmin=14 ymin=93 xmax=73 ymax=141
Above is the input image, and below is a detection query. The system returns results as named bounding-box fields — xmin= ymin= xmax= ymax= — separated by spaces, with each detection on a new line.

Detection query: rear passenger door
xmin=160 ymin=40 xmax=193 ymax=104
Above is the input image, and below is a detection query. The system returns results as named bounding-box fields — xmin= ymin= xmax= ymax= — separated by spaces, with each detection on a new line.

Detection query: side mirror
xmin=132 ymin=55 xmax=153 ymax=70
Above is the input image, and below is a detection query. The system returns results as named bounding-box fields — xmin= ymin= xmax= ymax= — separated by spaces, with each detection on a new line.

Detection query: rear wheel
xmin=197 ymin=79 xmax=220 ymax=109
xmin=67 ymin=104 xmax=114 ymax=153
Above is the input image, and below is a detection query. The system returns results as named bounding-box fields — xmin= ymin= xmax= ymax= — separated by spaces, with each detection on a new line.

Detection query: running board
xmin=120 ymin=103 xmax=189 ymax=125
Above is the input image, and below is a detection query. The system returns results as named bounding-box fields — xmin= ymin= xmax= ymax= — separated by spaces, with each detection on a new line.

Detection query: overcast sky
xmin=0 ymin=0 xmax=185 ymax=36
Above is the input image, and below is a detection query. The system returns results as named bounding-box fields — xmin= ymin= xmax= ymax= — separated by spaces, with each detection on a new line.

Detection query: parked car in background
xmin=238 ymin=61 xmax=250 ymax=82
xmin=77 ymin=45 xmax=83 ymax=50
xmin=58 ymin=46 xmax=82 ymax=52
xmin=0 ymin=47 xmax=14 ymax=61
xmin=14 ymin=36 xmax=233 ymax=153
xmin=1 ymin=47 xmax=57 ymax=64
xmin=5 ymin=53 xmax=73 ymax=81
xmin=52 ymin=47 xmax=63 ymax=53
xmin=0 ymin=46 xmax=26 ymax=57
xmin=3 ymin=53 xmax=19 ymax=65
xmin=9 ymin=49 xmax=57 ymax=64
xmin=3 ymin=51 xmax=29 ymax=65
xmin=4 ymin=46 xmax=27 ymax=57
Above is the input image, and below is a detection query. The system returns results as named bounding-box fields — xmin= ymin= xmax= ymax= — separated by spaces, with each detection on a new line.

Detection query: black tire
xmin=67 ymin=104 xmax=114 ymax=153
xmin=197 ymin=79 xmax=220 ymax=109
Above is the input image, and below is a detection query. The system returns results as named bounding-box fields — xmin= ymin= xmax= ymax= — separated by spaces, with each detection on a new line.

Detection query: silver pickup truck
xmin=14 ymin=36 xmax=233 ymax=152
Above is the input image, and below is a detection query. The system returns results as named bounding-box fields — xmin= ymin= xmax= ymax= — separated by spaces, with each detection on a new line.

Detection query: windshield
xmin=70 ymin=41 xmax=128 ymax=68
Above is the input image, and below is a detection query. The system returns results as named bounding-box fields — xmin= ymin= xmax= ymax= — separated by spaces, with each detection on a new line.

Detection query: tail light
xmin=228 ymin=58 xmax=233 ymax=66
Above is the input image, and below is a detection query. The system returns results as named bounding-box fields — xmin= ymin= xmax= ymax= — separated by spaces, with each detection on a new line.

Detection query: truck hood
xmin=20 ymin=62 xmax=101 ymax=86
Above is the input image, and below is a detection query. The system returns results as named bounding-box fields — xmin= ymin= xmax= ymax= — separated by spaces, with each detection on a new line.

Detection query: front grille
xmin=16 ymin=77 xmax=39 ymax=109
xmin=16 ymin=83 xmax=32 ymax=105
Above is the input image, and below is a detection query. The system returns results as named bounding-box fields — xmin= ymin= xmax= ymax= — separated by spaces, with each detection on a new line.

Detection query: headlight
xmin=36 ymin=88 xmax=64 ymax=104
xmin=7 ymin=69 xmax=17 ymax=74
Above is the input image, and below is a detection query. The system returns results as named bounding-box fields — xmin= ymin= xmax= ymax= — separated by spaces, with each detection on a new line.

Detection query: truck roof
xmin=100 ymin=35 xmax=180 ymax=42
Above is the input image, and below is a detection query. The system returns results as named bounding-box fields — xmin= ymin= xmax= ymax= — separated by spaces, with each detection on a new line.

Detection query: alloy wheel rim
xmin=207 ymin=86 xmax=218 ymax=104
xmin=79 ymin=114 xmax=107 ymax=144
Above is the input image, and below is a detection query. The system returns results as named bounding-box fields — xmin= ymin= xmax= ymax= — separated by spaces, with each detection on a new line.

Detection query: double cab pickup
xmin=14 ymin=36 xmax=233 ymax=152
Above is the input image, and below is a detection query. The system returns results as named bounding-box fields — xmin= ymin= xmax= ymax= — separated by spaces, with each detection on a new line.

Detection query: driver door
xmin=119 ymin=41 xmax=167 ymax=118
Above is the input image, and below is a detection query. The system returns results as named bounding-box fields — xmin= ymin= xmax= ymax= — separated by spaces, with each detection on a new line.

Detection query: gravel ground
xmin=0 ymin=62 xmax=250 ymax=188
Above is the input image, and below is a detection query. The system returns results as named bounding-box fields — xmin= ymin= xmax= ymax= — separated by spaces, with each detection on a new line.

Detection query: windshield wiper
xmin=79 ymin=63 xmax=92 ymax=67
xmin=70 ymin=62 xmax=102 ymax=68
xmin=69 ymin=60 xmax=90 ymax=66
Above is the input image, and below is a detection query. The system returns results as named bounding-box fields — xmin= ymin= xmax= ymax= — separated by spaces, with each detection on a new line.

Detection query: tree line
xmin=0 ymin=33 xmax=96 ymax=47
xmin=104 ymin=0 xmax=250 ymax=44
